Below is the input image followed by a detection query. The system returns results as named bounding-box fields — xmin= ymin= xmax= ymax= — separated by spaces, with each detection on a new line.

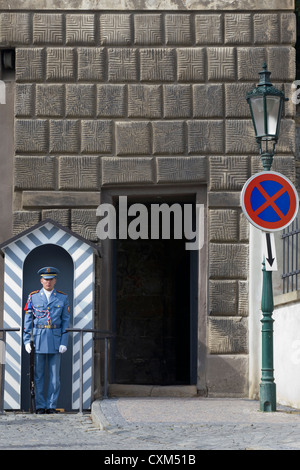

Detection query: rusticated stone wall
xmin=0 ymin=6 xmax=296 ymax=396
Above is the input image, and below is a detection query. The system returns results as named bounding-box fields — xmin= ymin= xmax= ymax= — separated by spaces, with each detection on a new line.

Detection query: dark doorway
xmin=113 ymin=200 xmax=198 ymax=385
xmin=21 ymin=244 xmax=74 ymax=411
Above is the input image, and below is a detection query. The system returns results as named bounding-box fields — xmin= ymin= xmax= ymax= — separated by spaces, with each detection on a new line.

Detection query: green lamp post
xmin=246 ymin=64 xmax=288 ymax=412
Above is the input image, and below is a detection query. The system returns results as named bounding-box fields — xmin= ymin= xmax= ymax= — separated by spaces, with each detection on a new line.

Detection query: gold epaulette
xmin=30 ymin=290 xmax=39 ymax=295
xmin=57 ymin=290 xmax=67 ymax=295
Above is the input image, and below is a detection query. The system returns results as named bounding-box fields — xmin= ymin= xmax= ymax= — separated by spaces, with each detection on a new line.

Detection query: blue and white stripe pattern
xmin=1 ymin=221 xmax=96 ymax=410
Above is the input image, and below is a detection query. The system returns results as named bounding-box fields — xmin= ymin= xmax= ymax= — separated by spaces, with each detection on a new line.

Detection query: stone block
xmin=208 ymin=191 xmax=241 ymax=208
xmin=238 ymin=281 xmax=248 ymax=317
xmin=177 ymin=48 xmax=205 ymax=82
xmin=276 ymin=119 xmax=296 ymax=154
xmin=23 ymin=191 xmax=100 ymax=208
xmin=268 ymin=47 xmax=296 ymax=81
xmin=15 ymin=84 xmax=34 ymax=117
xmin=165 ymin=14 xmax=192 ymax=45
xmin=116 ymin=121 xmax=151 ymax=155
xmin=140 ymin=48 xmax=175 ymax=82
xmin=209 ymin=243 xmax=249 ymax=279
xmin=66 ymin=84 xmax=95 ymax=117
xmin=100 ymin=14 xmax=131 ymax=45
xmin=225 ymin=14 xmax=252 ymax=44
xmin=250 ymin=154 xmax=265 ymax=174
xmin=193 ymin=84 xmax=224 ymax=118
xmin=239 ymin=213 xmax=249 ymax=243
xmin=49 ymin=119 xmax=80 ymax=153
xmin=254 ymin=13 xmax=279 ymax=44
xmin=225 ymin=83 xmax=255 ymax=118
xmin=153 ymin=121 xmax=185 ymax=155
xmin=71 ymin=209 xmax=98 ymax=241
xmin=254 ymin=155 xmax=295 ymax=182
xmin=13 ymin=211 xmax=41 ymax=236
xmin=209 ymin=209 xmax=238 ymax=241
xmin=36 ymin=84 xmax=64 ymax=117
xmin=33 ymin=13 xmax=63 ymax=44
xmin=207 ymin=47 xmax=236 ymax=81
xmin=208 ymin=317 xmax=248 ymax=354
xmin=128 ymin=85 xmax=162 ymax=118
xmin=66 ymin=14 xmax=95 ymax=44
xmin=225 ymin=120 xmax=257 ymax=154
xmin=195 ymin=14 xmax=223 ymax=44
xmin=42 ymin=209 xmax=70 ymax=227
xmin=206 ymin=355 xmax=249 ymax=397
xmin=209 ymin=156 xmax=249 ymax=191
xmin=16 ymin=48 xmax=44 ymax=82
xmin=134 ymin=14 xmax=162 ymax=45
xmin=46 ymin=48 xmax=75 ymax=81
xmin=15 ymin=119 xmax=48 ymax=153
xmin=156 ymin=156 xmax=207 ymax=183
xmin=108 ymin=48 xmax=137 ymax=82
xmin=284 ymin=83 xmax=296 ymax=118
xmin=102 ymin=157 xmax=154 ymax=185
xmin=81 ymin=120 xmax=113 ymax=154
xmin=163 ymin=85 xmax=191 ymax=118
xmin=237 ymin=47 xmax=266 ymax=81
xmin=188 ymin=120 xmax=224 ymax=154
xmin=209 ymin=280 xmax=238 ymax=315
xmin=97 ymin=85 xmax=126 ymax=117
xmin=78 ymin=47 xmax=105 ymax=81
xmin=15 ymin=156 xmax=55 ymax=190
xmin=0 ymin=12 xmax=31 ymax=45
xmin=59 ymin=156 xmax=100 ymax=190
xmin=281 ymin=13 xmax=296 ymax=45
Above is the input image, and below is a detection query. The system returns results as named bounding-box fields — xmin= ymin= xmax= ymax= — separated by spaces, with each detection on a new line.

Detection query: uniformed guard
xmin=23 ymin=267 xmax=70 ymax=414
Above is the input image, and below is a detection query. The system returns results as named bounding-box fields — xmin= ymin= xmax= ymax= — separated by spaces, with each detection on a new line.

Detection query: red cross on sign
xmin=241 ymin=171 xmax=299 ymax=232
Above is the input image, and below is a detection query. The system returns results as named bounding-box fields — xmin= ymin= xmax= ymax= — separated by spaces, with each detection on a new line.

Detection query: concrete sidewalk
xmin=1 ymin=397 xmax=300 ymax=450
xmin=91 ymin=396 xmax=300 ymax=450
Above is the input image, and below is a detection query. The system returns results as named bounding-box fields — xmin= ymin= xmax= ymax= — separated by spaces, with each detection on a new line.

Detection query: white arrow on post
xmin=263 ymin=232 xmax=278 ymax=271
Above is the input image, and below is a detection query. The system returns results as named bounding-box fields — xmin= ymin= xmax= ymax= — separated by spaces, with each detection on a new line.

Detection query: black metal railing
xmin=282 ymin=216 xmax=300 ymax=293
xmin=0 ymin=328 xmax=114 ymax=414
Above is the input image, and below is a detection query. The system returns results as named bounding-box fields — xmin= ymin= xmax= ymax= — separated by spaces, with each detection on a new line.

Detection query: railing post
xmin=0 ymin=330 xmax=6 ymax=415
xmin=104 ymin=337 xmax=108 ymax=399
xmin=281 ymin=215 xmax=300 ymax=295
xmin=79 ymin=329 xmax=84 ymax=414
xmin=66 ymin=328 xmax=115 ymax=410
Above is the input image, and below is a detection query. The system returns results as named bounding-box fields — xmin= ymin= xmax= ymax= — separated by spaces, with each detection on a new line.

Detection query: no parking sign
xmin=241 ymin=171 xmax=299 ymax=232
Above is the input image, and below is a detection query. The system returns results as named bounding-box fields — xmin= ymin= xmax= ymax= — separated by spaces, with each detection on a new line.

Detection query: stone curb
xmin=91 ymin=400 xmax=111 ymax=430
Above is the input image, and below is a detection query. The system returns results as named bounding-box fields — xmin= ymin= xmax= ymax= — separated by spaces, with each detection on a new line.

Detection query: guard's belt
xmin=35 ymin=324 xmax=59 ymax=329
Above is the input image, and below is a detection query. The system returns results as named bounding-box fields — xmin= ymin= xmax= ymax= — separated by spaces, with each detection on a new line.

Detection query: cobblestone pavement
xmin=1 ymin=398 xmax=300 ymax=450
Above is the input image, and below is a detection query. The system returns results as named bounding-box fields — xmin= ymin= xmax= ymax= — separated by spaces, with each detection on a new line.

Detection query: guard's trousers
xmin=34 ymin=353 xmax=61 ymax=410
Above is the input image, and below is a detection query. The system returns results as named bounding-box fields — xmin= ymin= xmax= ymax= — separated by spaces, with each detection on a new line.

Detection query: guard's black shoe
xmin=46 ymin=408 xmax=57 ymax=414
xmin=36 ymin=408 xmax=45 ymax=414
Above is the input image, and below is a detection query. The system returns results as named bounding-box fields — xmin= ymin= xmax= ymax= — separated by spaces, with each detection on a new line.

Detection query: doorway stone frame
xmin=99 ymin=184 xmax=207 ymax=394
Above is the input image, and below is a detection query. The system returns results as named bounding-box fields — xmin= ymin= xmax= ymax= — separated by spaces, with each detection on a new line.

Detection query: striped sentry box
xmin=0 ymin=219 xmax=99 ymax=410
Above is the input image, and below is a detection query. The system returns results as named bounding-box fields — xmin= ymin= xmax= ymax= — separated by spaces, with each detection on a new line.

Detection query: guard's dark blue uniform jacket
xmin=23 ymin=288 xmax=70 ymax=354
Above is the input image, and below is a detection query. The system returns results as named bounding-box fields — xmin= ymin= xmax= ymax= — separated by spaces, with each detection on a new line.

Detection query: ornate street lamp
xmin=246 ymin=64 xmax=288 ymax=412
xmin=246 ymin=63 xmax=288 ymax=171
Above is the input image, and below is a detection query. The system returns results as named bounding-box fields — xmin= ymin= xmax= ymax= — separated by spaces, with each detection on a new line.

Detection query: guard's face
xmin=40 ymin=277 xmax=57 ymax=291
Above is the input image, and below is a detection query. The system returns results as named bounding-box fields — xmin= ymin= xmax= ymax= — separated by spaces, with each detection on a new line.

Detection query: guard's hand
xmin=25 ymin=343 xmax=31 ymax=354
xmin=59 ymin=345 xmax=67 ymax=354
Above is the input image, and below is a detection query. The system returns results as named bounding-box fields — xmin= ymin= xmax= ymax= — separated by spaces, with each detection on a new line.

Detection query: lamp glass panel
xmin=249 ymin=96 xmax=265 ymax=137
xmin=266 ymin=96 xmax=280 ymax=137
